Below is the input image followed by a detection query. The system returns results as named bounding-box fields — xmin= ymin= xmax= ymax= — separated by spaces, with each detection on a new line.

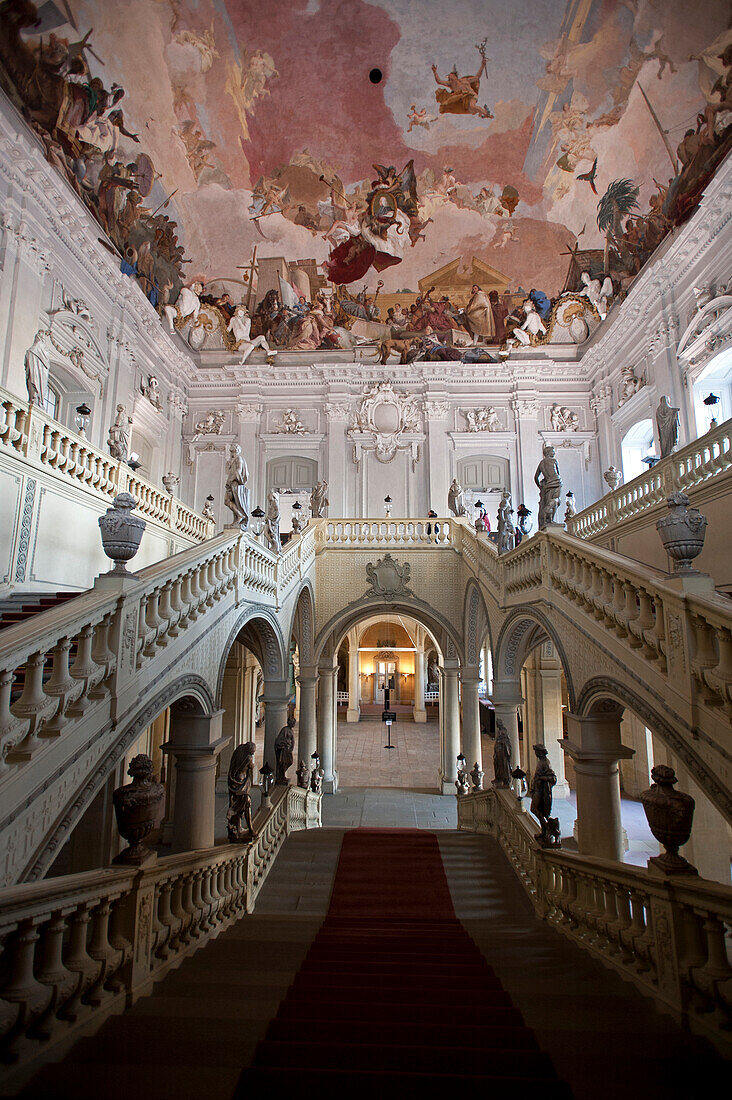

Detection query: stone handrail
xmin=567 ymin=418 xmax=732 ymax=539
xmin=316 ymin=518 xmax=455 ymax=548
xmin=0 ymin=783 xmax=321 ymax=1083
xmin=458 ymin=787 xmax=732 ymax=1054
xmin=0 ymin=383 xmax=213 ymax=543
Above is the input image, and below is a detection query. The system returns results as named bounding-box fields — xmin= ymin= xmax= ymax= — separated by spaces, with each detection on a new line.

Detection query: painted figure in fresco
xmin=506 ymin=300 xmax=547 ymax=349
xmin=407 ymin=104 xmax=436 ymax=131
xmin=465 ymin=284 xmax=495 ymax=341
xmin=228 ymin=305 xmax=274 ymax=361
xmin=431 ymin=40 xmax=493 ymax=120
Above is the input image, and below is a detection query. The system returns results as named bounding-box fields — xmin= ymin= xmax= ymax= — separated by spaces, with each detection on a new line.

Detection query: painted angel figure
xmin=432 ymin=40 xmax=493 ymax=120
xmin=407 ymin=104 xmax=436 ymax=131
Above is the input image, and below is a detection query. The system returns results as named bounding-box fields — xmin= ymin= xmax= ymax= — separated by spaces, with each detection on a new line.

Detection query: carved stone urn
xmin=98 ymin=492 xmax=146 ymax=573
xmin=656 ymin=492 xmax=707 ymax=573
xmin=640 ymin=765 xmax=698 ymax=875
xmin=603 ymin=465 xmax=622 ymax=492
xmin=112 ymin=754 xmax=165 ymax=864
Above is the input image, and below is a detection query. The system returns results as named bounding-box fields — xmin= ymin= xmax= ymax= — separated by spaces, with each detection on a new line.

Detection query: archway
xmin=620 ymin=417 xmax=655 ymax=481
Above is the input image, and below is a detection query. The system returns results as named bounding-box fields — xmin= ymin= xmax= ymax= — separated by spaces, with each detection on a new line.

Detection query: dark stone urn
xmin=113 ymin=754 xmax=165 ymax=864
xmin=98 ymin=492 xmax=146 ymax=574
xmin=640 ymin=765 xmax=698 ymax=875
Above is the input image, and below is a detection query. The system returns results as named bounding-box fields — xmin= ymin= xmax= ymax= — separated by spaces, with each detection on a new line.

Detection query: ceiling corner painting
xmin=1 ymin=0 xmax=730 ymax=355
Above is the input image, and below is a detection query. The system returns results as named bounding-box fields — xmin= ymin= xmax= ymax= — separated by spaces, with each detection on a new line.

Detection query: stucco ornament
xmin=364 ymin=553 xmax=414 ymax=600
xmin=349 ymin=381 xmax=422 ymax=465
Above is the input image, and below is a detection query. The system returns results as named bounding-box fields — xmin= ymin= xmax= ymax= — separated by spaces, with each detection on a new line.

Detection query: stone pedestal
xmin=164 ymin=708 xmax=228 ymax=852
xmin=440 ymin=663 xmax=460 ymax=793
xmin=562 ymin=707 xmax=633 ymax=861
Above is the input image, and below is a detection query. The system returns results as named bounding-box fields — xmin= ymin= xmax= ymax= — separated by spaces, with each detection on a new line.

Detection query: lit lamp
xmin=384 ymin=495 xmax=392 ymax=517
xmin=75 ymin=403 xmax=91 ymax=437
xmin=703 ymin=392 xmax=720 ymax=429
xmin=259 ymin=762 xmax=274 ymax=810
xmin=250 ymin=506 xmax=266 ymax=537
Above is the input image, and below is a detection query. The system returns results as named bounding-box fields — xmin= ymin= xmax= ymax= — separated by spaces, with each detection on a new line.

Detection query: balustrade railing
xmin=317 ymin=518 xmax=454 ymax=548
xmin=0 ymin=783 xmax=320 ymax=1083
xmin=458 ymin=787 xmax=732 ymax=1054
xmin=0 ymin=383 xmax=212 ymax=543
xmin=568 ymin=418 xmax=732 ymax=539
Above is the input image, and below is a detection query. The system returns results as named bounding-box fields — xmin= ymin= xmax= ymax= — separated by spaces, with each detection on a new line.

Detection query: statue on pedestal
xmin=534 ymin=444 xmax=562 ymax=529
xmin=448 ymin=478 xmax=467 ymax=517
xmin=470 ymin=762 xmax=484 ymax=792
xmin=24 ymin=329 xmax=51 ymax=408
xmin=455 ymin=754 xmax=470 ymax=795
xmin=656 ymin=395 xmax=680 ymax=458
xmin=265 ymin=488 xmax=281 ymax=553
xmin=497 ymin=489 xmax=515 ymax=554
xmin=296 ymin=759 xmax=310 ymax=789
xmin=224 ymin=443 xmax=250 ymax=530
xmin=492 ymin=719 xmax=512 ymax=788
xmin=226 ymin=741 xmax=256 ymax=841
xmin=530 ymin=744 xmax=560 ymax=847
xmin=107 ymin=403 xmax=132 ymax=462
xmin=310 ymin=480 xmax=329 ymax=518
xmin=275 ymin=716 xmax=296 ymax=783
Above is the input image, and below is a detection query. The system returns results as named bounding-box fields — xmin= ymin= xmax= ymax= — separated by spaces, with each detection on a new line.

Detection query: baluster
xmin=156 ymin=583 xmax=175 ymax=648
xmin=9 ymin=652 xmax=49 ymax=758
xmin=39 ymin=637 xmax=75 ymax=738
xmin=154 ymin=881 xmax=175 ymax=960
xmin=91 ymin=614 xmax=116 ymax=688
xmin=84 ymin=900 xmax=117 ymax=1006
xmin=0 ymin=668 xmax=24 ymax=771
xmin=60 ymin=904 xmax=98 ymax=1021
xmin=67 ymin=626 xmax=101 ymax=716
xmin=31 ymin=912 xmax=77 ymax=1039
xmin=1 ymin=920 xmax=51 ymax=1038
xmin=143 ymin=590 xmax=165 ymax=657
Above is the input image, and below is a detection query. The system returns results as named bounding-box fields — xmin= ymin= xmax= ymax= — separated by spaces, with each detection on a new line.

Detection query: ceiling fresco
xmin=1 ymin=0 xmax=731 ymax=356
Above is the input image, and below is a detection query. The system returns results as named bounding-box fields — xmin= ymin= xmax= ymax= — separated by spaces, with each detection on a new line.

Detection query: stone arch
xmin=216 ymin=606 xmax=287 ymax=704
xmin=576 ymin=676 xmax=732 ymax=824
xmin=494 ymin=608 xmax=577 ymax=707
xmin=315 ymin=597 xmax=463 ymax=666
xmin=288 ymin=581 xmax=315 ymax=666
xmin=22 ymin=674 xmax=216 ymax=883
xmin=463 ymin=579 xmax=492 ymax=669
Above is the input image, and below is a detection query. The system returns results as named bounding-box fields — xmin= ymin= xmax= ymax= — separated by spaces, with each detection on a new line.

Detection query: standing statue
xmin=496 ymin=489 xmax=515 ymax=554
xmin=564 ymin=491 xmax=576 ymax=523
xmin=226 ymin=740 xmax=256 ymax=842
xmin=448 ymin=478 xmax=467 ymax=517
xmin=492 ymin=719 xmax=512 ymax=788
xmin=534 ymin=443 xmax=562 ymax=529
xmin=656 ymin=395 xmax=680 ymax=458
xmin=530 ymin=744 xmax=560 ymax=847
xmin=275 ymin=716 xmax=296 ymax=784
xmin=107 ymin=403 xmax=132 ymax=461
xmin=310 ymin=480 xmax=329 ymax=518
xmin=265 ymin=489 xmax=281 ymax=553
xmin=24 ymin=329 xmax=51 ymax=408
xmin=224 ymin=443 xmax=250 ymax=529
xmin=202 ymin=495 xmax=216 ymax=522
xmin=455 ymin=754 xmax=470 ymax=796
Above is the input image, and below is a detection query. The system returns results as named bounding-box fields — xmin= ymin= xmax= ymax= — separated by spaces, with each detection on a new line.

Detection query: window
xmin=620 ymin=418 xmax=655 ymax=482
xmin=43 ymin=384 xmax=59 ymax=420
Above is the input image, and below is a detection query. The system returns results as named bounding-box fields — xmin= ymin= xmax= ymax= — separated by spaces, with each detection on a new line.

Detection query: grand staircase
xmin=18 ymin=822 xmax=723 ymax=1099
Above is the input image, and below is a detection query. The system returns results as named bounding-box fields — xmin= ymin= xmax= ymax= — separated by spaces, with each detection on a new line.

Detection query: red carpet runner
xmin=236 ymin=829 xmax=572 ymax=1095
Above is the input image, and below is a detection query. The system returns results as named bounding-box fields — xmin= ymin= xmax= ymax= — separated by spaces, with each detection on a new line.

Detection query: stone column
xmin=460 ymin=669 xmax=482 ymax=772
xmin=538 ymin=666 xmax=570 ymax=798
xmin=346 ymin=630 xmax=360 ymax=723
xmin=413 ymin=644 xmax=427 ymax=724
xmin=262 ymin=680 xmax=290 ymax=771
xmin=440 ymin=662 xmax=461 ymax=793
xmin=317 ymin=666 xmax=338 ymax=792
xmin=562 ymin=707 xmax=633 ymax=861
xmin=297 ymin=666 xmax=318 ymax=763
xmin=165 ymin=707 xmax=229 ymax=852
xmin=491 ymin=679 xmax=523 ymax=772
xmin=219 ymin=643 xmax=246 ymax=776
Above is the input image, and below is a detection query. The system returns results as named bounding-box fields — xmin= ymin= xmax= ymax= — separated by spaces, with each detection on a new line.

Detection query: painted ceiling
xmin=5 ymin=0 xmax=732 ymax=299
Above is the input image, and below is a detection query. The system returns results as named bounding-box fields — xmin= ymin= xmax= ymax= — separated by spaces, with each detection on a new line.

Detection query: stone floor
xmin=335 ymin=712 xmax=441 ymax=788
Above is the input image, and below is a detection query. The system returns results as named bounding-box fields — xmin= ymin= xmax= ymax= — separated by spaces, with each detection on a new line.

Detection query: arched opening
xmin=691 ymin=347 xmax=732 ymax=438
xmin=265 ymin=454 xmax=318 ymax=535
xmin=456 ymin=454 xmax=509 ymax=529
xmin=620 ymin=417 xmax=655 ymax=481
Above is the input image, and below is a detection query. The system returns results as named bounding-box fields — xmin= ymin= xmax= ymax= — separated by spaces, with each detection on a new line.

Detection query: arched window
xmin=43 ymin=381 xmax=60 ymax=420
xmin=691 ymin=347 xmax=732 ymax=438
xmin=620 ymin=418 xmax=655 ymax=482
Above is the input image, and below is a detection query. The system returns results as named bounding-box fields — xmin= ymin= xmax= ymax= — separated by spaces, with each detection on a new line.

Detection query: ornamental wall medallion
xmin=349 ymin=381 xmax=423 ymax=467
xmin=364 ymin=553 xmax=414 ymax=600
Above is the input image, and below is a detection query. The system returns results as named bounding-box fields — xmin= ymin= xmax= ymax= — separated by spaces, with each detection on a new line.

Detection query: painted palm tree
xmin=597 ymin=178 xmax=640 ymax=268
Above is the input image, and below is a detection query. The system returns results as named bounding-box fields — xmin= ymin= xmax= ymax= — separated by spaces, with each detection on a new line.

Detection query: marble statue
xmin=275 ymin=716 xmax=296 ymax=783
xmin=465 ymin=407 xmax=499 ymax=432
xmin=310 ymin=480 xmax=329 ymax=518
xmin=191 ymin=410 xmax=225 ymax=440
xmin=107 ymin=403 xmax=132 ymax=462
xmin=265 ymin=489 xmax=281 ymax=553
xmin=497 ymin=489 xmax=515 ymax=554
xmin=296 ymin=759 xmax=310 ymax=790
xmin=618 ymin=365 xmax=642 ymax=405
xmin=140 ymin=374 xmax=162 ymax=411
xmin=549 ymin=404 xmax=579 ymax=432
xmin=224 ymin=443 xmax=250 ymax=529
xmin=530 ymin=744 xmax=559 ymax=847
xmin=564 ymin=491 xmax=576 ymax=522
xmin=603 ymin=465 xmax=622 ymax=492
xmin=310 ymin=762 xmax=324 ymax=794
xmin=534 ymin=444 xmax=562 ymax=529
xmin=291 ymin=509 xmax=305 ymax=534
xmin=427 ymin=654 xmax=439 ymax=685
xmin=448 ymin=478 xmax=467 ymax=517
xmin=656 ymin=396 xmax=680 ymax=458
xmin=202 ymin=496 xmax=216 ymax=522
xmin=24 ymin=329 xmax=51 ymax=408
xmin=492 ymin=719 xmax=512 ymax=789
xmin=226 ymin=740 xmax=256 ymax=841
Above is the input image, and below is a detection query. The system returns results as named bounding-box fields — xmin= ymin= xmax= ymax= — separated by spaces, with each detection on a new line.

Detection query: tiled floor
xmin=322 ymin=787 xmax=458 ymax=829
xmin=335 ymin=712 xmax=441 ymax=788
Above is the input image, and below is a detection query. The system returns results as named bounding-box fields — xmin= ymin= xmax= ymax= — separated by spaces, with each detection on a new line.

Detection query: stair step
xmin=291 ymin=971 xmax=504 ymax=992
xmin=266 ymin=1017 xmax=537 ymax=1050
xmin=237 ymin=1067 xmax=572 ymax=1095
xmin=275 ymin=998 xmax=524 ymax=1027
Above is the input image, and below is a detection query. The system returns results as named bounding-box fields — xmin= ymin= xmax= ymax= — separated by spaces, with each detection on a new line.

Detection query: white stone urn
xmin=98 ymin=492 xmax=146 ymax=574
xmin=656 ymin=491 xmax=707 ymax=573
xmin=603 ymin=465 xmax=622 ymax=491
xmin=162 ymin=471 xmax=179 ymax=495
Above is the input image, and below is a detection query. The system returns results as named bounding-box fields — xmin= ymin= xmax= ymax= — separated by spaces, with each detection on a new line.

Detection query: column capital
xmin=560 ymin=738 xmax=634 ymax=769
xmin=491 ymin=678 xmax=524 ymax=708
xmin=261 ymin=679 xmax=291 ymax=703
